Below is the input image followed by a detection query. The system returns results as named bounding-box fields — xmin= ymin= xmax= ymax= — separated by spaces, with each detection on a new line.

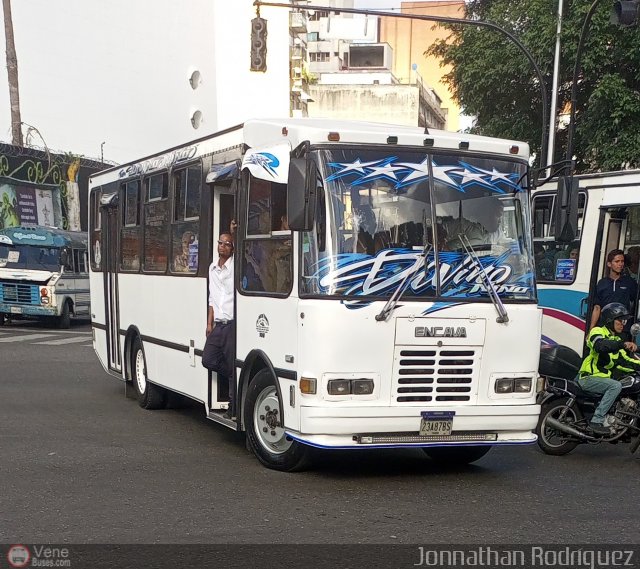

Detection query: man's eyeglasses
xmin=218 ymin=240 xmax=233 ymax=247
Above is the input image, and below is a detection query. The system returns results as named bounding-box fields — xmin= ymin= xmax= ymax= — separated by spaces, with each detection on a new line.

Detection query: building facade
xmin=379 ymin=0 xmax=465 ymax=132
xmin=305 ymin=0 xmax=446 ymax=130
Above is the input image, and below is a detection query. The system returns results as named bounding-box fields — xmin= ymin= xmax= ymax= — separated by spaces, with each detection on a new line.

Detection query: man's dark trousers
xmin=202 ymin=320 xmax=235 ymax=412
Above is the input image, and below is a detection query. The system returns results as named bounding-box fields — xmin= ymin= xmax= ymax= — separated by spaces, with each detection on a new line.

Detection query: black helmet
xmin=600 ymin=302 xmax=631 ymax=328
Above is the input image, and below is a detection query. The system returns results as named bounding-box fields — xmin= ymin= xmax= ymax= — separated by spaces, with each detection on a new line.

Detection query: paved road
xmin=0 ymin=321 xmax=92 ymax=347
xmin=2 ymin=323 xmax=639 ymax=545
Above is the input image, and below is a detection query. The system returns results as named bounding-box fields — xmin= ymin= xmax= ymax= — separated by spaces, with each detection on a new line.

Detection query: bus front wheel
xmin=422 ymin=445 xmax=491 ymax=466
xmin=244 ymin=369 xmax=310 ymax=472
xmin=131 ymin=337 xmax=167 ymax=410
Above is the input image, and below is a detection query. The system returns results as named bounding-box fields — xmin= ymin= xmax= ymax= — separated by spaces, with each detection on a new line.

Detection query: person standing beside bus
xmin=590 ymin=249 xmax=637 ymax=338
xmin=202 ymin=233 xmax=236 ymax=420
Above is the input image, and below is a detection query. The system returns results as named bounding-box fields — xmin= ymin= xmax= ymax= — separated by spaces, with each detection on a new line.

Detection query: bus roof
xmin=89 ymin=118 xmax=529 ymax=187
xmin=0 ymin=225 xmax=88 ymax=248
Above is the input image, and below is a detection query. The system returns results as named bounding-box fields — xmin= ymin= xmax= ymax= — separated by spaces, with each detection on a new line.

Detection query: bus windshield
xmin=302 ymin=148 xmax=535 ymax=302
xmin=0 ymin=243 xmax=62 ymax=271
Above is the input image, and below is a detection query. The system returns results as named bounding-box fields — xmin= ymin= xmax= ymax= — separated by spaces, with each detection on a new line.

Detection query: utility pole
xmin=2 ymin=0 xmax=22 ymax=146
xmin=546 ymin=0 xmax=564 ymax=177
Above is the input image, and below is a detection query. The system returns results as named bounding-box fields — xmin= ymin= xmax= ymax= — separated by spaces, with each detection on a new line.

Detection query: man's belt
xmin=215 ymin=319 xmax=233 ymax=325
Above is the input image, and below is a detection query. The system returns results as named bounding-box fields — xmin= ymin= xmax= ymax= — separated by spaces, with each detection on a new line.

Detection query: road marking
xmin=33 ymin=336 xmax=93 ymax=346
xmin=0 ymin=327 xmax=92 ymax=335
xmin=29 ymin=337 xmax=93 ymax=346
xmin=0 ymin=333 xmax=57 ymax=342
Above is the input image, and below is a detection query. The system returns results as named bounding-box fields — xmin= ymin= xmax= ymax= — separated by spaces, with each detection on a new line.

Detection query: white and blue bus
xmin=0 ymin=225 xmax=90 ymax=328
xmin=533 ymin=170 xmax=640 ymax=355
xmin=89 ymin=118 xmax=541 ymax=471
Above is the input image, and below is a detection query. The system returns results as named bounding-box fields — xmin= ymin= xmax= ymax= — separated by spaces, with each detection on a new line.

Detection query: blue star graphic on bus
xmin=327 ymin=157 xmax=405 ymax=186
xmin=325 ymin=157 xmax=523 ymax=194
xmin=459 ymin=163 xmax=522 ymax=191
xmin=326 ymin=158 xmax=382 ymax=179
xmin=246 ymin=152 xmax=280 ymax=177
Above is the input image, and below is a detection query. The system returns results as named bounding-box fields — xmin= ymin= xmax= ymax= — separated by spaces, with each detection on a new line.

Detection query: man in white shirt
xmin=202 ymin=232 xmax=235 ymax=419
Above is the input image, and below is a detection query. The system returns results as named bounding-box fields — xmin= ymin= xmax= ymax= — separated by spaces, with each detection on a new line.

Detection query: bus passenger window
xmin=242 ymin=174 xmax=291 ymax=294
xmin=171 ymin=165 xmax=201 ymax=274
xmin=121 ymin=180 xmax=141 ymax=272
xmin=90 ymin=190 xmax=102 ymax=271
xmin=143 ymin=173 xmax=169 ymax=272
xmin=241 ymin=240 xmax=291 ymax=294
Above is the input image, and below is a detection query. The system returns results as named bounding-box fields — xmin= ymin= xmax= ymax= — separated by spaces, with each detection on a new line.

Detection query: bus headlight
xmin=352 ymin=379 xmax=374 ymax=395
xmin=494 ymin=377 xmax=534 ymax=394
xmin=495 ymin=378 xmax=514 ymax=393
xmin=327 ymin=378 xmax=375 ymax=396
xmin=514 ymin=378 xmax=533 ymax=393
xmin=327 ymin=379 xmax=351 ymax=395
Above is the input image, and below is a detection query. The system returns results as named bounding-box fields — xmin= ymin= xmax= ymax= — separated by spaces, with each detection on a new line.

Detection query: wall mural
xmin=0 ymin=145 xmax=68 ymax=230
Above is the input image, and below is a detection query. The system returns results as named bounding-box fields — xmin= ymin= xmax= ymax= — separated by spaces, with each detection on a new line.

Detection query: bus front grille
xmin=0 ymin=283 xmax=39 ymax=305
xmin=393 ymin=347 xmax=478 ymax=404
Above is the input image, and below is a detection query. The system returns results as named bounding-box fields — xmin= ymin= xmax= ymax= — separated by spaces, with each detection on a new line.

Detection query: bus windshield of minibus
xmin=301 ymin=148 xmax=535 ymax=302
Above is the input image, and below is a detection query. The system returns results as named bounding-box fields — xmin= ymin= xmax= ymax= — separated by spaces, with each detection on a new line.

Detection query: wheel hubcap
xmin=135 ymin=350 xmax=146 ymax=394
xmin=253 ymin=386 xmax=292 ymax=455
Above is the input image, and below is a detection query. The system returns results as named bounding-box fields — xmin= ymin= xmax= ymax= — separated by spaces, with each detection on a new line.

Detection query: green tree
xmin=428 ymin=0 xmax=640 ymax=173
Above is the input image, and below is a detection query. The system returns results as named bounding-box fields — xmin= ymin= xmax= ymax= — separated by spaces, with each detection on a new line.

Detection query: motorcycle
xmin=535 ymin=341 xmax=640 ymax=456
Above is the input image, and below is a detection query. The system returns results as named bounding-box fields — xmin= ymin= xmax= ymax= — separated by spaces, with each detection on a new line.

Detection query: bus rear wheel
xmin=422 ymin=445 xmax=492 ymax=465
xmin=131 ymin=337 xmax=167 ymax=410
xmin=244 ymin=369 xmax=310 ymax=472
xmin=57 ymin=301 xmax=71 ymax=329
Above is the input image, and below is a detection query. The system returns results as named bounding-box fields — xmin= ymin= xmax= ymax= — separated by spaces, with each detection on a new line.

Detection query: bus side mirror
xmin=59 ymin=249 xmax=69 ymax=268
xmin=287 ymin=157 xmax=317 ymax=231
xmin=554 ymin=176 xmax=579 ymax=243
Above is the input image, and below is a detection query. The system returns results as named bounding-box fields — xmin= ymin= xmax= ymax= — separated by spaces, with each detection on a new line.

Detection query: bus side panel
xmin=117 ymin=274 xmax=209 ymax=402
xmin=537 ymin=187 xmax=602 ymax=352
xmin=236 ymin=294 xmax=300 ymax=430
xmin=89 ymin=271 xmax=109 ymax=371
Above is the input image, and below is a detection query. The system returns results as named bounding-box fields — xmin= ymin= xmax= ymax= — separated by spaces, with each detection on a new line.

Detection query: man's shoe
xmin=589 ymin=422 xmax=612 ymax=436
xmin=222 ymin=411 xmax=236 ymax=421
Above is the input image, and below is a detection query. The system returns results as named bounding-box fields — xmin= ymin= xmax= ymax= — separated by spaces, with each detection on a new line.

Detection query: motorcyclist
xmin=579 ymin=302 xmax=640 ymax=435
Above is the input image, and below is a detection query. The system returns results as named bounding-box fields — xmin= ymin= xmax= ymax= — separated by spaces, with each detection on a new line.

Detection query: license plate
xmin=10 ymin=306 xmax=22 ymax=314
xmin=419 ymin=411 xmax=455 ymax=436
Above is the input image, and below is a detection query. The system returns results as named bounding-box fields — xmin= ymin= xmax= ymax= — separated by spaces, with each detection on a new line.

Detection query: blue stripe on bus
xmin=538 ymin=288 xmax=586 ymax=319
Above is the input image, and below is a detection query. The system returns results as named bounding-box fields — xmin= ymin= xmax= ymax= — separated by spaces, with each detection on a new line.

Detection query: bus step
xmin=207 ymin=410 xmax=239 ymax=431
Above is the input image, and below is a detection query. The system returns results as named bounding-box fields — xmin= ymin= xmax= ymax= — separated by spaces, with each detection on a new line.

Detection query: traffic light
xmin=611 ymin=0 xmax=639 ymax=27
xmin=250 ymin=17 xmax=268 ymax=72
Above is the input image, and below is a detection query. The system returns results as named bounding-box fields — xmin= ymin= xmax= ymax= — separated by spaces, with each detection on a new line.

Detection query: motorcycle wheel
xmin=536 ymin=397 xmax=582 ymax=456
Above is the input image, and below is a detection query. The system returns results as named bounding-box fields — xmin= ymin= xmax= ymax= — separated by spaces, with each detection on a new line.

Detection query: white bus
xmin=0 ymin=225 xmax=90 ymax=328
xmin=89 ymin=118 xmax=541 ymax=471
xmin=533 ymin=170 xmax=640 ymax=355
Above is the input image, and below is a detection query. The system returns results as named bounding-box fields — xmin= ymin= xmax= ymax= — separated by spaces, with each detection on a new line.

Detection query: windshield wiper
xmin=375 ymin=244 xmax=432 ymax=322
xmin=458 ymin=235 xmax=509 ymax=324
